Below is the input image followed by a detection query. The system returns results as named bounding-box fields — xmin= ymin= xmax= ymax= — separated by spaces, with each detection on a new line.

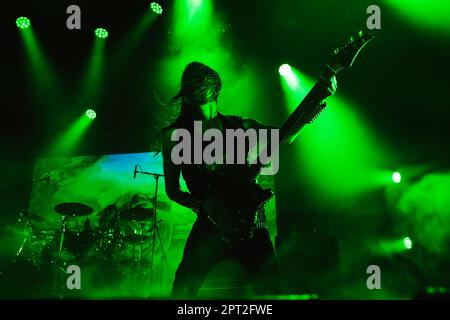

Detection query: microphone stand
xmin=133 ymin=166 xmax=169 ymax=292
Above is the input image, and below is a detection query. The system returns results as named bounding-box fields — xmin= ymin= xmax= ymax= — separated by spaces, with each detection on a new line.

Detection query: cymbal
xmin=122 ymin=234 xmax=150 ymax=243
xmin=120 ymin=207 xmax=153 ymax=221
xmin=19 ymin=209 xmax=44 ymax=222
xmin=54 ymin=202 xmax=94 ymax=217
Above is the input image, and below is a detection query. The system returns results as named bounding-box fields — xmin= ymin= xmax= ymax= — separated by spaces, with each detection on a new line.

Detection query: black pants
xmin=171 ymin=217 xmax=280 ymax=298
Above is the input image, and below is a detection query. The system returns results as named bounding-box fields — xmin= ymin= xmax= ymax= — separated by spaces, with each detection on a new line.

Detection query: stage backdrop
xmin=27 ymin=152 xmax=277 ymax=298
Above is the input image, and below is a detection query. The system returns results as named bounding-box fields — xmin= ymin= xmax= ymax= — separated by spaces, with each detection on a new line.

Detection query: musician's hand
xmin=319 ymin=75 xmax=337 ymax=98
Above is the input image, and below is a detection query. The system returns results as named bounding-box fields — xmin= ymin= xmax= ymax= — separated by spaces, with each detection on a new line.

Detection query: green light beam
xmin=279 ymin=66 xmax=390 ymax=200
xmin=385 ymin=0 xmax=450 ymax=34
xmin=173 ymin=0 xmax=214 ymax=40
xmin=111 ymin=10 xmax=159 ymax=71
xmin=19 ymin=26 xmax=63 ymax=106
xmin=49 ymin=112 xmax=95 ymax=156
xmin=78 ymin=36 xmax=106 ymax=106
xmin=372 ymin=236 xmax=413 ymax=255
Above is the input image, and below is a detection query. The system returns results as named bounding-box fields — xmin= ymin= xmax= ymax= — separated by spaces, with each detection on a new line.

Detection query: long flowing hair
xmin=166 ymin=62 xmax=222 ymax=129
xmin=153 ymin=62 xmax=222 ymax=153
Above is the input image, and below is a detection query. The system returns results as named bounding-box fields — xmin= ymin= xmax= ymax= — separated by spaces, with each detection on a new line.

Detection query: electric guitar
xmin=203 ymin=31 xmax=374 ymax=242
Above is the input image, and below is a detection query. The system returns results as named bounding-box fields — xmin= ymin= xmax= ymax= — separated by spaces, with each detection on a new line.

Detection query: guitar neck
xmin=280 ymin=65 xmax=337 ymax=143
xmin=247 ymin=31 xmax=374 ymax=181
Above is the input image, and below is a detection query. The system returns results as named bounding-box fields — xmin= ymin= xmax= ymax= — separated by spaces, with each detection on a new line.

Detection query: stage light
xmin=279 ymin=64 xmax=292 ymax=77
xmin=85 ymin=109 xmax=97 ymax=119
xmin=392 ymin=171 xmax=401 ymax=184
xmin=279 ymin=63 xmax=300 ymax=93
xmin=279 ymin=65 xmax=387 ymax=198
xmin=95 ymin=28 xmax=109 ymax=39
xmin=189 ymin=0 xmax=203 ymax=9
xmin=403 ymin=237 xmax=413 ymax=250
xmin=150 ymin=2 xmax=163 ymax=15
xmin=375 ymin=236 xmax=414 ymax=255
xmin=16 ymin=17 xmax=31 ymax=29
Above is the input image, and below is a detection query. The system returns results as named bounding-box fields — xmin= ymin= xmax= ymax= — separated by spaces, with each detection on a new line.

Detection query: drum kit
xmin=11 ymin=171 xmax=170 ymax=297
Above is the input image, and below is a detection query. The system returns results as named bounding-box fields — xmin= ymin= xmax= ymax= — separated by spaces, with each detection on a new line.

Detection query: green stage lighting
xmin=95 ymin=28 xmax=109 ymax=39
xmin=279 ymin=64 xmax=292 ymax=77
xmin=150 ymin=2 xmax=163 ymax=15
xmin=392 ymin=171 xmax=401 ymax=184
xmin=279 ymin=65 xmax=388 ymax=198
xmin=279 ymin=63 xmax=300 ymax=91
xmin=16 ymin=17 xmax=31 ymax=29
xmin=85 ymin=109 xmax=97 ymax=119
xmin=403 ymin=237 xmax=413 ymax=250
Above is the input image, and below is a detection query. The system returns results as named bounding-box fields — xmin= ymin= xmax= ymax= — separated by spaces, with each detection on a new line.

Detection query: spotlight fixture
xmin=150 ymin=2 xmax=163 ymax=15
xmin=16 ymin=17 xmax=31 ymax=29
xmin=403 ymin=237 xmax=412 ymax=250
xmin=85 ymin=109 xmax=97 ymax=120
xmin=95 ymin=28 xmax=109 ymax=39
xmin=392 ymin=171 xmax=401 ymax=184
xmin=279 ymin=64 xmax=292 ymax=77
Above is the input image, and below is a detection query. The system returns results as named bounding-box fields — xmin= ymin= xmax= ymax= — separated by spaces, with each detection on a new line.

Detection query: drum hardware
xmin=15 ymin=210 xmax=34 ymax=261
xmin=2 ymin=173 xmax=51 ymax=272
xmin=52 ymin=202 xmax=94 ymax=297
xmin=6 ymin=169 xmax=172 ymax=297
xmin=14 ymin=210 xmax=52 ymax=265
xmin=19 ymin=209 xmax=45 ymax=223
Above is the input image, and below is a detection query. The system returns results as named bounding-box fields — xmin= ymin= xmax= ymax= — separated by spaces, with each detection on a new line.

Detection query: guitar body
xmin=203 ymin=166 xmax=273 ymax=242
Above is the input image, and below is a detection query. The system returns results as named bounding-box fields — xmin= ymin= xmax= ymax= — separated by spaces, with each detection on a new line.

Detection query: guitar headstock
xmin=328 ymin=31 xmax=374 ymax=74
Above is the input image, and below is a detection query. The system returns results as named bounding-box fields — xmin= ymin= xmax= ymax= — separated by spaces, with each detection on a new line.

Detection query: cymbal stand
xmin=134 ymin=167 xmax=169 ymax=289
xmin=52 ymin=215 xmax=68 ymax=297
xmin=137 ymin=221 xmax=146 ymax=281
xmin=130 ymin=220 xmax=149 ymax=293
xmin=0 ymin=212 xmax=35 ymax=284
xmin=15 ymin=212 xmax=33 ymax=260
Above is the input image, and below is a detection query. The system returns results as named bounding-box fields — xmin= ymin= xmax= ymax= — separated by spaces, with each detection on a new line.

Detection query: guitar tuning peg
xmin=349 ymin=36 xmax=354 ymax=43
xmin=333 ymin=48 xmax=339 ymax=54
xmin=358 ymin=30 xmax=363 ymax=37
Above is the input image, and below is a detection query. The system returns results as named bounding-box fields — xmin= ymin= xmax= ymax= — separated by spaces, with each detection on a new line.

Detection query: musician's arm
xmin=162 ymin=129 xmax=203 ymax=213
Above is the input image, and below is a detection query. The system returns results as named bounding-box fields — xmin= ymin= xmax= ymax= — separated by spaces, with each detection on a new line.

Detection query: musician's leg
xmin=171 ymin=218 xmax=226 ymax=298
xmin=237 ymin=228 xmax=281 ymax=296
